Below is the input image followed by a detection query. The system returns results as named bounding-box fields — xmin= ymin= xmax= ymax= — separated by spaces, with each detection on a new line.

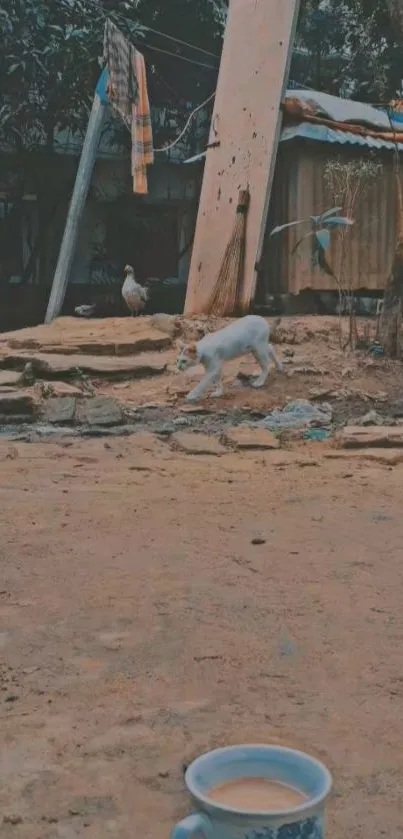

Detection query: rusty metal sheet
xmin=264 ymin=143 xmax=395 ymax=295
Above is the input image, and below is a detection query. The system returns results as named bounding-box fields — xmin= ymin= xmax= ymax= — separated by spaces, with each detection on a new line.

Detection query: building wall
xmin=0 ymin=154 xmax=201 ymax=330
xmin=1 ymin=156 xmax=201 ymax=287
xmin=262 ymin=140 xmax=397 ymax=295
xmin=0 ymin=193 xmax=39 ymax=285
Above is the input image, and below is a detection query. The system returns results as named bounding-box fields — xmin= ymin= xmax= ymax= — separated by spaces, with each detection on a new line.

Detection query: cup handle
xmin=170 ymin=812 xmax=212 ymax=839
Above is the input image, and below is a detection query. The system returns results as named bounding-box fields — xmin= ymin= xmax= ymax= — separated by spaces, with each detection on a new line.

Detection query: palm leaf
xmin=319 ymin=206 xmax=343 ymax=220
xmin=270 ymin=220 xmax=307 ymax=236
xmin=316 ymin=229 xmax=330 ymax=250
xmin=324 ymin=216 xmax=354 ymax=227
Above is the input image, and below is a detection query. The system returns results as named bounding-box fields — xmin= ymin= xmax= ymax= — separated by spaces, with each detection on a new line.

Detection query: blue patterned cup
xmin=171 ymin=744 xmax=332 ymax=839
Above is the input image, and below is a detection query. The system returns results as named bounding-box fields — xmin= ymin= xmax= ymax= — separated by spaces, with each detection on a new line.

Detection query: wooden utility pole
xmin=185 ymin=0 xmax=300 ymax=315
xmin=45 ymin=72 xmax=108 ymax=323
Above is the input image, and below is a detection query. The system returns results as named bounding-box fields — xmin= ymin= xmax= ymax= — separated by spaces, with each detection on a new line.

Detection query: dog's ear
xmin=187 ymin=343 xmax=197 ymax=359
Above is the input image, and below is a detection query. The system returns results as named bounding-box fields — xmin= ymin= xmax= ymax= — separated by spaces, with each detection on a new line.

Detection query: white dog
xmin=176 ymin=315 xmax=283 ymax=402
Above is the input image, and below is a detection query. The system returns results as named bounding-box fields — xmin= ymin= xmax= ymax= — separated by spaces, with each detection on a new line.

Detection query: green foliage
xmin=1 ymin=0 xmax=102 ymax=148
xmin=294 ymin=0 xmax=403 ymax=100
xmin=0 ymin=0 xmax=221 ymax=151
xmin=2 ymin=0 xmax=403 ymax=155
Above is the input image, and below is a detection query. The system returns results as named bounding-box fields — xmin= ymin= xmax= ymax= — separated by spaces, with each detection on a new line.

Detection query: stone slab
xmin=76 ymin=397 xmax=124 ymax=427
xmin=0 ymin=351 xmax=167 ymax=380
xmin=3 ymin=319 xmax=172 ymax=356
xmin=224 ymin=426 xmax=280 ymax=450
xmin=0 ymin=392 xmax=36 ymax=417
xmin=337 ymin=426 xmax=403 ymax=448
xmin=0 ymin=370 xmax=21 ymax=386
xmin=46 ymin=381 xmax=86 ymax=398
xmin=42 ymin=397 xmax=77 ymax=425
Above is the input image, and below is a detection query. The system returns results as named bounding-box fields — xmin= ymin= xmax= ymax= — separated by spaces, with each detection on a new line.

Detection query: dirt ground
xmin=2 ymin=314 xmax=403 ymax=838
xmin=2 ymin=314 xmax=403 ymax=430
xmin=2 ymin=428 xmax=403 ymax=839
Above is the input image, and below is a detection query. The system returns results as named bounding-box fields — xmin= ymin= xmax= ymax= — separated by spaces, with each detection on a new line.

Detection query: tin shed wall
xmin=263 ymin=141 xmax=397 ymax=295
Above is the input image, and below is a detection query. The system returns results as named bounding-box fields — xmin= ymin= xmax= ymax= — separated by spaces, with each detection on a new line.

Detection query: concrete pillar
xmin=185 ymin=0 xmax=300 ymax=315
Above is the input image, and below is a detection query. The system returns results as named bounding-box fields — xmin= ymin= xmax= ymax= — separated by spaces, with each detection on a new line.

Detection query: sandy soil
xmin=1 ymin=432 xmax=403 ymax=839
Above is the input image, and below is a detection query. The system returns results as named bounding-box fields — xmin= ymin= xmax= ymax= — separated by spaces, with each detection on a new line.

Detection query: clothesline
xmin=140 ymin=42 xmax=218 ymax=71
xmin=101 ymin=15 xmax=216 ymax=159
xmin=77 ymin=0 xmax=220 ymax=69
xmin=138 ymin=24 xmax=220 ymax=59
xmin=153 ymin=91 xmax=215 ymax=153
xmin=97 ymin=64 xmax=215 ymax=155
xmin=102 ymin=18 xmax=217 ymax=195
xmin=79 ymin=0 xmax=403 ymax=110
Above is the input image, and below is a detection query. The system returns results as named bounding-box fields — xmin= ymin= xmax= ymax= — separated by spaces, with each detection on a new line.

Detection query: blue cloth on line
xmin=96 ymin=67 xmax=109 ymax=104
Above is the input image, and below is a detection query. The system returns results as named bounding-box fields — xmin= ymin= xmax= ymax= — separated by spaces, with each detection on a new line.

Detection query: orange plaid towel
xmin=132 ymin=50 xmax=154 ymax=194
xmin=104 ymin=19 xmax=137 ymax=129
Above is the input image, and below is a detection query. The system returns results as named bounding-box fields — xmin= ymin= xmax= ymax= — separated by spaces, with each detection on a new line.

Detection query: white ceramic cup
xmin=171 ymin=744 xmax=332 ymax=839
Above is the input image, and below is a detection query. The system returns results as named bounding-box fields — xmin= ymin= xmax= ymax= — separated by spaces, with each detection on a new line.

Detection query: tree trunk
xmin=379 ymin=168 xmax=403 ymax=356
xmin=384 ymin=0 xmax=403 ymax=33
xmin=379 ymin=246 xmax=403 ymax=357
xmin=378 ymin=0 xmax=403 ymax=356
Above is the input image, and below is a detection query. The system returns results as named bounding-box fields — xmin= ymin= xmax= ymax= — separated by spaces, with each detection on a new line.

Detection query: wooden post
xmin=185 ymin=0 xmax=300 ymax=315
xmin=44 ymin=90 xmax=106 ymax=323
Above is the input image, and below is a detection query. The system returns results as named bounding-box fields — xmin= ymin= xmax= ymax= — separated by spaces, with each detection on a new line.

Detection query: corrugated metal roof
xmin=183 ymin=86 xmax=403 ymax=163
xmin=281 ymin=121 xmax=403 ymax=151
xmin=288 ymin=88 xmax=397 ymax=129
xmin=184 ymin=119 xmax=403 ymax=163
xmin=184 ymin=114 xmax=403 ymax=164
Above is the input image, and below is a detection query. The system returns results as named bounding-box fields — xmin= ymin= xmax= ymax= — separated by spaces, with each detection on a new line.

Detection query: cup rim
xmin=185 ymin=744 xmax=333 ymax=818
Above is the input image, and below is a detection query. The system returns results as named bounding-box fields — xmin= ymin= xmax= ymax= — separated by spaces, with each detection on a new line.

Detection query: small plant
xmin=324 ymin=156 xmax=382 ymax=348
xmin=323 ymin=158 xmax=383 ymax=205
xmin=270 ymin=205 xmax=354 ymax=278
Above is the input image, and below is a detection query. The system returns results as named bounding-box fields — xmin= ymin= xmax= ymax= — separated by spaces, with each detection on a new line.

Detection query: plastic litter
xmin=257 ymin=399 xmax=332 ymax=432
xmin=303 ymin=428 xmax=332 ymax=441
xmin=369 ymin=341 xmax=384 ymax=358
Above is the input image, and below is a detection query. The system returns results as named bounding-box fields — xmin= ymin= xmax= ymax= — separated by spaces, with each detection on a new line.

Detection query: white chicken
xmin=121 ymin=265 xmax=149 ymax=316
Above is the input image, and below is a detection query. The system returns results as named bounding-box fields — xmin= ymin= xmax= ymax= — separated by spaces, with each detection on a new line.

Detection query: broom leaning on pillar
xmin=207 ymin=188 xmax=250 ymax=317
